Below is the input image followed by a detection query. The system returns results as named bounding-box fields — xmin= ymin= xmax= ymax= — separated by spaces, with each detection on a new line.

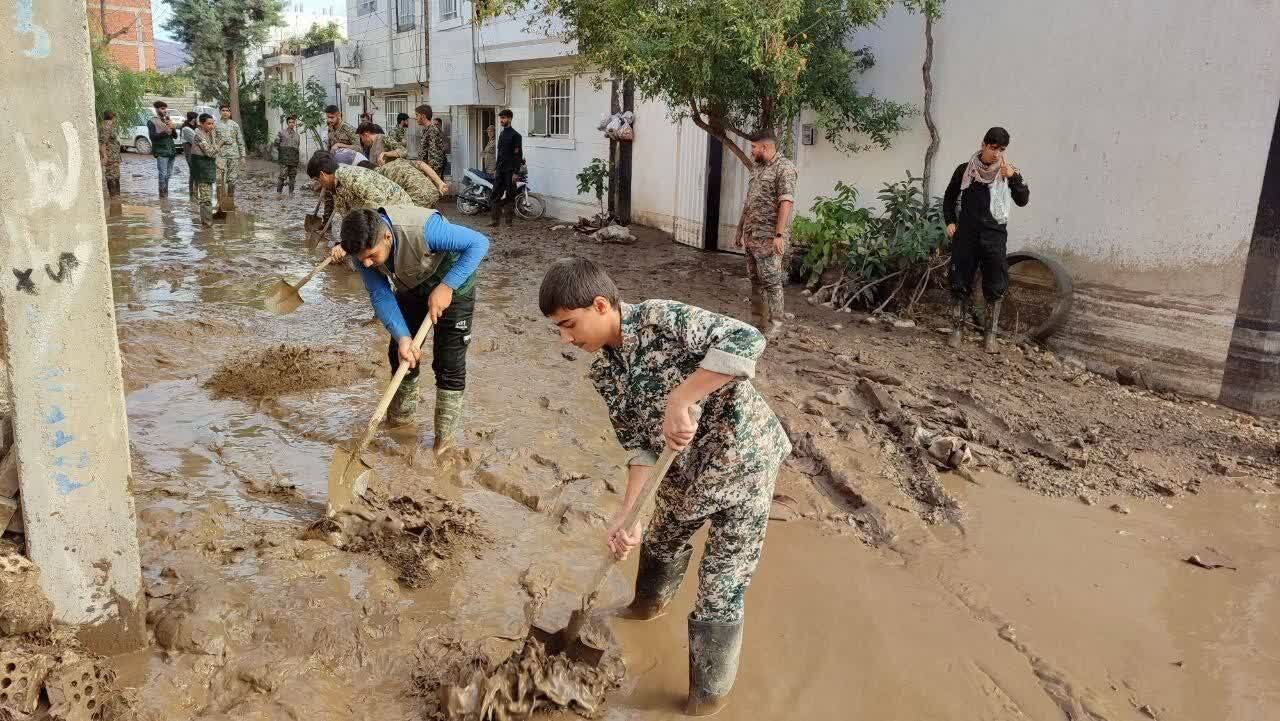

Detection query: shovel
xmin=530 ymin=413 xmax=696 ymax=666
xmin=304 ymin=193 xmax=326 ymax=234
xmin=327 ymin=316 xmax=434 ymax=517
xmin=265 ymin=256 xmax=334 ymax=314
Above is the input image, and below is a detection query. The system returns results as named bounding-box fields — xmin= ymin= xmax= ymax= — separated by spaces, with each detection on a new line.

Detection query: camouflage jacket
xmin=378 ymin=159 xmax=441 ymax=209
xmin=214 ymin=119 xmax=245 ymax=159
xmin=333 ymin=164 xmax=415 ymax=216
xmin=418 ymin=123 xmax=444 ymax=172
xmin=590 ymin=300 xmax=791 ymax=519
xmin=327 ymin=122 xmax=358 ymax=152
xmin=740 ymin=154 xmax=798 ymax=254
xmin=389 ymin=124 xmax=407 ymax=147
xmin=98 ymin=124 xmax=120 ymax=166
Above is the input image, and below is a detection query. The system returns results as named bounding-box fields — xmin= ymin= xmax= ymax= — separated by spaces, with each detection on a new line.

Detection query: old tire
xmin=1002 ymin=250 xmax=1073 ymax=341
xmin=134 ymin=136 xmax=152 ymax=155
xmin=456 ymin=193 xmax=483 ymax=216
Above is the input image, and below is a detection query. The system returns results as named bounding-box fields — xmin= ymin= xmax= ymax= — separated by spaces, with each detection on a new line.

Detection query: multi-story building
xmin=343 ymin=0 xmax=429 ymax=152
xmin=87 ymin=0 xmax=157 ymax=71
xmin=261 ymin=42 xmax=343 ymax=162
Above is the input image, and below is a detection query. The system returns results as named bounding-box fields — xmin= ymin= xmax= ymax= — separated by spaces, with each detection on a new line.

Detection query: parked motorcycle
xmin=456 ymin=168 xmax=546 ymax=220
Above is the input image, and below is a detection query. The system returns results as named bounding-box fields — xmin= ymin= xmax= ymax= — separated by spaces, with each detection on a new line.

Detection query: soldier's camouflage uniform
xmin=377 ymin=159 xmax=442 ymax=209
xmin=590 ymin=300 xmax=791 ymax=623
xmin=332 ymin=164 xmax=415 ymax=216
xmin=323 ymin=122 xmax=360 ymax=219
xmin=388 ymin=124 xmax=407 ymax=148
xmin=214 ymin=118 xmax=245 ymax=188
xmin=419 ymin=122 xmax=445 ymax=175
xmin=99 ymin=124 xmax=121 ymax=182
xmin=739 ymin=154 xmax=798 ymax=329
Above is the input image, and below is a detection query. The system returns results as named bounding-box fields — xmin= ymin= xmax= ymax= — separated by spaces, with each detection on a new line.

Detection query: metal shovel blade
xmin=327 ymin=445 xmax=373 ymax=517
xmin=304 ymin=213 xmax=323 ymax=233
xmin=265 ymin=279 xmax=304 ymax=314
xmin=528 ymin=608 xmax=607 ymax=668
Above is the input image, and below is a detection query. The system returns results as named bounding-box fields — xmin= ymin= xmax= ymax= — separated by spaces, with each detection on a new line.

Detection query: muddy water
xmin=101 ymin=156 xmax=1280 ymax=721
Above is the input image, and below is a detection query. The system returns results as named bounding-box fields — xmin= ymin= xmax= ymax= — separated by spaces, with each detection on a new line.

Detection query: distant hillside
xmin=154 ymin=40 xmax=190 ymax=73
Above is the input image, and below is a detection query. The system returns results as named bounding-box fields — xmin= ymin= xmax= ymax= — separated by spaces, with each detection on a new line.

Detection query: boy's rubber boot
xmin=433 ymin=388 xmax=465 ymax=455
xmin=622 ymin=545 xmax=693 ymax=621
xmin=984 ymin=299 xmax=1003 ymax=354
xmin=387 ymin=374 xmax=421 ymax=427
xmin=947 ymin=300 xmax=966 ymax=349
xmin=686 ymin=616 xmax=744 ymax=717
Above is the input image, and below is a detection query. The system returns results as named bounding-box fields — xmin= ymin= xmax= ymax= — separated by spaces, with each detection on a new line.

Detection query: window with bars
xmin=440 ymin=0 xmax=458 ymax=21
xmin=395 ymin=0 xmax=415 ymax=30
xmin=385 ymin=96 xmax=409 ymax=132
xmin=357 ymin=0 xmax=375 ymax=16
xmin=528 ymin=77 xmax=571 ymax=137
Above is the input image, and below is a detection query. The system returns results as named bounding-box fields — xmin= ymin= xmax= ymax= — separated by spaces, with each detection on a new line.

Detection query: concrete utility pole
xmin=0 ymin=3 xmax=146 ymax=651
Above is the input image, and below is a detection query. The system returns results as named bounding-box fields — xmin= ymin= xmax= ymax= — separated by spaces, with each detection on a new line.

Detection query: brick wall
xmin=87 ymin=0 xmax=156 ymax=71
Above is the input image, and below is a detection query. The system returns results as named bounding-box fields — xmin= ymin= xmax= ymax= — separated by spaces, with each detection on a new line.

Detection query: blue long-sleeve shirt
xmin=358 ymin=212 xmax=488 ymax=339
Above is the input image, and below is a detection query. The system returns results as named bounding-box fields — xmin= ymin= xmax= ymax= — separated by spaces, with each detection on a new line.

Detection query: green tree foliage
xmin=482 ymin=0 xmax=916 ymax=168
xmin=268 ymin=78 xmax=329 ymax=145
xmin=137 ymin=68 xmax=191 ymax=96
xmin=283 ymin=21 xmax=345 ymax=54
xmin=163 ymin=0 xmax=283 ymax=122
xmin=91 ymin=43 xmax=148 ymax=128
xmin=575 ymin=158 xmax=611 ymax=216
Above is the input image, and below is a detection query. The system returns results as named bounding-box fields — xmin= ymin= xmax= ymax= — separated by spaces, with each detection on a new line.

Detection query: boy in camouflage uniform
xmin=307 ymin=152 xmax=414 ymax=218
xmin=415 ymin=104 xmax=445 ymax=175
xmin=322 ymin=105 xmax=360 ymax=222
xmin=273 ymin=115 xmax=302 ymax=193
xmin=98 ymin=111 xmax=121 ymax=198
xmin=188 ymin=114 xmax=221 ymax=226
xmin=377 ymin=158 xmax=448 ymax=209
xmin=215 ymin=104 xmax=246 ymax=208
xmin=734 ymin=130 xmax=798 ymax=337
xmin=539 ymin=257 xmax=791 ymax=717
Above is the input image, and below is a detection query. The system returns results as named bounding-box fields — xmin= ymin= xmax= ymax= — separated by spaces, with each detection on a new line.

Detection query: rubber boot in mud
xmin=984 ymin=299 xmax=1002 ymax=354
xmin=686 ymin=616 xmax=744 ymax=717
xmin=199 ymin=203 xmax=213 ymax=227
xmin=387 ymin=374 xmax=421 ymax=427
xmin=947 ymin=300 xmax=966 ymax=349
xmin=622 ymin=544 xmax=693 ymax=621
xmin=227 ymin=184 xmax=237 ymax=212
xmin=505 ymin=203 xmax=515 ymax=226
xmin=433 ymin=388 xmax=464 ymax=455
xmin=489 ymin=202 xmax=502 ymax=227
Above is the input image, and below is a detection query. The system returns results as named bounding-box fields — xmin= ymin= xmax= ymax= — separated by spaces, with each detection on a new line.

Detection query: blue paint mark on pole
xmin=45 ymin=406 xmax=64 ymax=424
xmin=77 ymin=451 xmax=90 ymax=468
xmin=14 ymin=0 xmax=51 ymax=58
xmin=51 ymin=430 xmax=73 ymax=449
xmin=53 ymin=472 xmax=84 ymax=495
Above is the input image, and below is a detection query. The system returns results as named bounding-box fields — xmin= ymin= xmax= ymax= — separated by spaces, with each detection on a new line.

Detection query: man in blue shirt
xmin=334 ymin=206 xmax=489 ymax=453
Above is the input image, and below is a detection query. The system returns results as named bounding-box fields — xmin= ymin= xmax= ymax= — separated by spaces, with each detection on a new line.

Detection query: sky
xmin=152 ymin=0 xmax=347 ymax=43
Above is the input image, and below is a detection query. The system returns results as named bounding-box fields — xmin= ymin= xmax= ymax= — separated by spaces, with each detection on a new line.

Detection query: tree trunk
xmin=921 ymin=13 xmax=940 ymax=197
xmin=226 ymin=49 xmax=241 ymax=123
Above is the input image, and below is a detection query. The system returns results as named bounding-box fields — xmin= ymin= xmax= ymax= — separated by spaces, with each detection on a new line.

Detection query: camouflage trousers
xmin=217 ymin=157 xmax=242 ymax=188
xmin=102 ymin=160 xmax=121 ymax=181
xmin=745 ymin=248 xmax=785 ymax=329
xmin=642 ymin=470 xmax=775 ymax=623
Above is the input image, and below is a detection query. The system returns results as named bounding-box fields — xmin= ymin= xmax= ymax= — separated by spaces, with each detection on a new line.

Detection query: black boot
xmin=277 ymin=176 xmax=284 ymax=193
xmin=984 ymin=299 xmax=1003 ymax=354
xmin=623 ymin=545 xmax=693 ymax=620
xmin=686 ymin=616 xmax=744 ymax=716
xmin=505 ymin=202 xmax=515 ymax=226
xmin=947 ymin=299 xmax=967 ymax=349
xmin=489 ymin=202 xmax=502 ymax=227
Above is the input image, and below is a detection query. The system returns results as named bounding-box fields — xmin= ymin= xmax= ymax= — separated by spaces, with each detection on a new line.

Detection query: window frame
xmin=439 ymin=0 xmax=458 ymax=21
xmin=527 ymin=76 xmax=571 ymax=138
xmin=395 ymin=0 xmax=415 ymax=31
xmin=357 ymin=0 xmax=376 ymax=16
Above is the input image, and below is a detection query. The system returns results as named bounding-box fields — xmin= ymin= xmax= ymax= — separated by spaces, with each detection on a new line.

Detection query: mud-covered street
xmin=76 ymin=154 xmax=1280 ymax=720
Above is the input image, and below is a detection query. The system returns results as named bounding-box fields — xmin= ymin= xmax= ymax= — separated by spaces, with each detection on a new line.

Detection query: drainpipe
xmin=702 ymin=133 xmax=723 ymax=251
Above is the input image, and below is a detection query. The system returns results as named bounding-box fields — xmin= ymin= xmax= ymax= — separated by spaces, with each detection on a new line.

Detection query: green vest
xmin=381 ymin=205 xmax=476 ymax=297
xmin=150 ymin=118 xmax=176 ymax=158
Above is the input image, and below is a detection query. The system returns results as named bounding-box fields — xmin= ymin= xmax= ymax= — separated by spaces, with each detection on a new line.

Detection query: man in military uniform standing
xmin=273 ymin=115 xmax=302 ymax=193
xmin=415 ymin=104 xmax=445 ymax=175
xmin=389 ymin=112 xmax=410 ymax=147
xmin=539 ymin=257 xmax=790 ymax=717
xmin=322 ymin=105 xmax=360 ymax=222
xmin=335 ymin=206 xmax=489 ymax=452
xmin=735 ymin=130 xmax=797 ymax=338
xmin=188 ymin=113 xmax=220 ymax=226
xmin=490 ymin=108 xmax=522 ymax=228
xmin=215 ymin=104 xmax=246 ymax=210
xmin=98 ymin=111 xmax=121 ymax=198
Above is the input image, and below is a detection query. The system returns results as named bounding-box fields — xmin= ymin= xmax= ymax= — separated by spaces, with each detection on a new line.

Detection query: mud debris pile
xmin=415 ymin=638 xmax=624 ymax=721
xmin=310 ymin=492 xmax=488 ymax=588
xmin=205 ymin=345 xmax=377 ymax=398
xmin=0 ymin=626 xmax=134 ymax=721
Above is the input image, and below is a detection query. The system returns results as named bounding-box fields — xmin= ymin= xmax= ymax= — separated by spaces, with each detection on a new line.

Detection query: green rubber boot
xmin=686 ymin=616 xmax=744 ymax=716
xmin=387 ymin=374 xmax=421 ymax=427
xmin=622 ymin=545 xmax=693 ymax=621
xmin=947 ymin=300 xmax=966 ymax=349
xmin=433 ymin=388 xmax=465 ymax=455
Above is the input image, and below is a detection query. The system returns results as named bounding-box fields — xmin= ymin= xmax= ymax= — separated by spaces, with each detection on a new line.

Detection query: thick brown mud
xmin=3 ymin=154 xmax=1271 ymax=721
xmin=206 ymin=345 xmax=380 ymax=399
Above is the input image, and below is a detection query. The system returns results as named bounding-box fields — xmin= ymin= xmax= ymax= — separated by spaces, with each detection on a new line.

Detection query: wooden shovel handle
xmin=352 ymin=317 xmax=433 ymax=456
xmin=293 ymin=256 xmax=334 ymax=291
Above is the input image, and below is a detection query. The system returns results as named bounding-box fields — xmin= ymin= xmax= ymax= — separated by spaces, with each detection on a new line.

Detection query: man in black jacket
xmin=490 ymin=108 xmax=523 ymax=227
xmin=943 ymin=126 xmax=1030 ymax=353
